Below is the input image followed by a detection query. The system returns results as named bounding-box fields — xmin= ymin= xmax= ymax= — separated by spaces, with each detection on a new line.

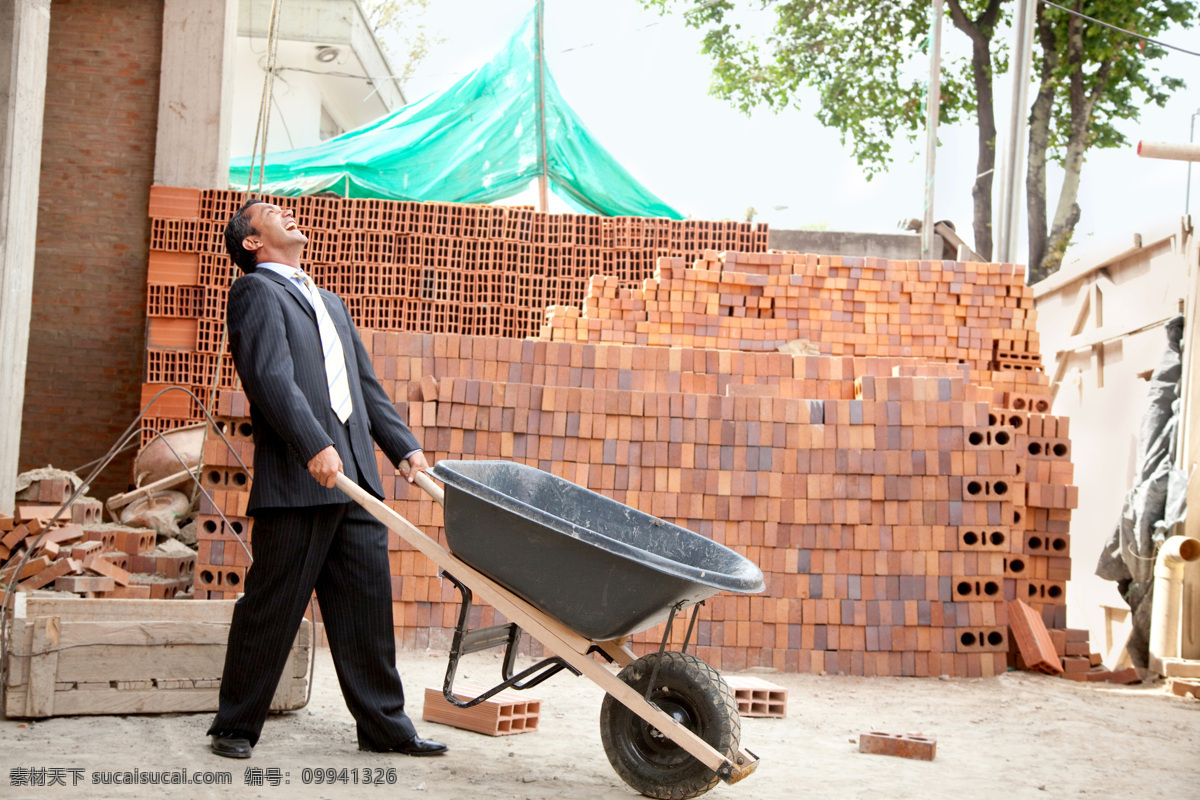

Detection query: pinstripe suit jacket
xmin=226 ymin=268 xmax=419 ymax=513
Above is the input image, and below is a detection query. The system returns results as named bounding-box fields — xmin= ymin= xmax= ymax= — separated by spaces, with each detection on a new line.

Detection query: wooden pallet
xmin=4 ymin=594 xmax=309 ymax=717
xmin=721 ymin=675 xmax=788 ymax=718
xmin=422 ymin=685 xmax=540 ymax=736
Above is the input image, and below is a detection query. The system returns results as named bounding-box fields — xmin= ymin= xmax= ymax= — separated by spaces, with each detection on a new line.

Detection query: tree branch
xmin=978 ymin=0 xmax=1004 ymax=33
xmin=946 ymin=0 xmax=985 ymax=47
xmin=1085 ymin=59 xmax=1114 ymax=121
xmin=947 ymin=0 xmax=1004 ymax=45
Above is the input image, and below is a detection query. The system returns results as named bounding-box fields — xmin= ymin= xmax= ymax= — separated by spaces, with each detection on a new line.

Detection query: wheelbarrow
xmin=335 ymin=459 xmax=765 ymax=799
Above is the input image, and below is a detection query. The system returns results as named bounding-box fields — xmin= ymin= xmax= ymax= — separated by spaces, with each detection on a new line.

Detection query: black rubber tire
xmin=599 ymin=652 xmax=740 ymax=800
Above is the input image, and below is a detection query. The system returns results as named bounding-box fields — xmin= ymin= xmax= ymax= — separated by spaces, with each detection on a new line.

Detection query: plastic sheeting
xmin=1096 ymin=315 xmax=1189 ymax=666
xmin=229 ymin=7 xmax=681 ymax=219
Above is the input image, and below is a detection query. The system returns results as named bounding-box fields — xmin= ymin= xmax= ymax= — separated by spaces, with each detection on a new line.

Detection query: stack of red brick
xmin=142 ymin=186 xmax=767 ymax=446
xmin=0 ymin=479 xmax=194 ymax=601
xmin=197 ymin=328 xmax=1077 ymax=677
xmin=154 ymin=189 xmax=1081 ymax=676
xmin=543 ymin=250 xmax=1046 ymax=393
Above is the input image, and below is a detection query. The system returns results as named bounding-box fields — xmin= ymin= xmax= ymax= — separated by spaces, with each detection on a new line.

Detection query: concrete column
xmin=0 ymin=0 xmax=51 ymax=514
xmin=1180 ymin=219 xmax=1200 ymax=659
xmin=154 ymin=0 xmax=237 ymax=189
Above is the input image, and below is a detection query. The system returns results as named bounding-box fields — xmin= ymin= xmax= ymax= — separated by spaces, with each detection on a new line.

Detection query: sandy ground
xmin=3 ymin=644 xmax=1199 ymax=800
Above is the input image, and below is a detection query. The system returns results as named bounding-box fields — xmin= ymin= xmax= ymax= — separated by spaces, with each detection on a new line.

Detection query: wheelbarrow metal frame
xmin=335 ymin=472 xmax=760 ymax=785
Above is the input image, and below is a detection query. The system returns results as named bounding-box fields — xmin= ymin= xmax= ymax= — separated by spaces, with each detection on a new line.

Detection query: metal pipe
xmin=996 ymin=0 xmax=1037 ymax=264
xmin=1148 ymin=535 xmax=1200 ymax=673
xmin=1187 ymin=109 xmax=1199 ymax=216
xmin=921 ymin=0 xmax=944 ymax=258
xmin=535 ymin=0 xmax=550 ymax=212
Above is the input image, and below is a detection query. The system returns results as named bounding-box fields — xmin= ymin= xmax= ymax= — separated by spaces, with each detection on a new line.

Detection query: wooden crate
xmin=4 ymin=594 xmax=309 ymax=718
xmin=722 ymin=675 xmax=788 ymax=718
xmin=422 ymin=685 xmax=540 ymax=736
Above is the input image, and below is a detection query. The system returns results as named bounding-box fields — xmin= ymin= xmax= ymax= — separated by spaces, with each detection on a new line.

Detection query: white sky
xmin=386 ymin=0 xmax=1200 ymax=270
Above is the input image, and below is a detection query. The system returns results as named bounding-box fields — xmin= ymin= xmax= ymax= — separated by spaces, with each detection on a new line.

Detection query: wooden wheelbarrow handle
xmin=401 ymin=458 xmax=444 ymax=507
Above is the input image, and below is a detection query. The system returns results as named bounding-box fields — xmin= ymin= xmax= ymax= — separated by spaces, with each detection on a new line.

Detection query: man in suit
xmin=207 ymin=198 xmax=447 ymax=759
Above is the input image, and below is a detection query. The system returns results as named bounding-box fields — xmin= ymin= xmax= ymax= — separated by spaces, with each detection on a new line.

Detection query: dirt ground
xmin=3 ymin=644 xmax=1198 ymax=800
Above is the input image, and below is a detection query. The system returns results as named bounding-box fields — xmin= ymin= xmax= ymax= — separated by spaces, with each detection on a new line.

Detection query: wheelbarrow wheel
xmin=600 ymin=652 xmax=740 ymax=800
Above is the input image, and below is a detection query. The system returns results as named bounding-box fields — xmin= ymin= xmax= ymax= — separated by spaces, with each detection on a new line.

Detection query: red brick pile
xmin=543 ymin=250 xmax=1046 ymax=392
xmin=197 ymin=329 xmax=1077 ymax=676
xmin=142 ymin=186 xmax=767 ymax=445
xmin=0 ymin=479 xmax=194 ymax=602
xmin=150 ymin=189 xmax=1082 ymax=677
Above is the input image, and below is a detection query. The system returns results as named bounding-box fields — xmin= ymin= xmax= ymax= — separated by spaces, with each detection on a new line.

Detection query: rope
xmin=245 ymin=0 xmax=286 ymax=192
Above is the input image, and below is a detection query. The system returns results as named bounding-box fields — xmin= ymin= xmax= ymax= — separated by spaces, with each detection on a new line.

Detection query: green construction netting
xmin=229 ymin=7 xmax=682 ymax=219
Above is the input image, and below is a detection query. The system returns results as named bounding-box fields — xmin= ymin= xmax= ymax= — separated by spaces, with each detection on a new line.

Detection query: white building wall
xmin=1035 ymin=220 xmax=1192 ymax=651
xmin=231 ymin=38 xmax=327 ymax=158
xmin=229 ymin=0 xmax=402 ymax=168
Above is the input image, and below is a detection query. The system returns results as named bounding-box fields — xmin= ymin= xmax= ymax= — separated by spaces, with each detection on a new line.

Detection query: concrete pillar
xmin=1180 ymin=219 xmax=1200 ymax=659
xmin=0 ymin=0 xmax=51 ymax=514
xmin=154 ymin=0 xmax=237 ymax=189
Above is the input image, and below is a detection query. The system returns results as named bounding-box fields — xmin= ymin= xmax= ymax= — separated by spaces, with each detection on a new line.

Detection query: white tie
xmin=294 ymin=271 xmax=353 ymax=423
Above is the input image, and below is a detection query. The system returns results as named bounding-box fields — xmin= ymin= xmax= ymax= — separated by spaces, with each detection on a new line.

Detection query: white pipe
xmin=920 ymin=0 xmax=943 ymax=259
xmin=1137 ymin=141 xmax=1200 ymax=163
xmin=1149 ymin=536 xmax=1200 ymax=673
xmin=535 ymin=0 xmax=549 ymax=213
xmin=995 ymin=0 xmax=1036 ymax=263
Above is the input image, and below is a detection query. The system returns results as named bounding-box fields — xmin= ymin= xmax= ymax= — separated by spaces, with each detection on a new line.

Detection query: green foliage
xmin=1040 ymin=1 xmax=1195 ymax=164
xmin=643 ymin=1 xmax=986 ymax=176
xmin=645 ymin=0 xmax=1195 ymax=171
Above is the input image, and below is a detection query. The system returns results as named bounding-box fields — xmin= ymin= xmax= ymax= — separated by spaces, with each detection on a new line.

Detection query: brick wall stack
xmin=153 ymin=189 xmax=1077 ymax=677
xmin=542 ymin=250 xmax=1046 ymax=395
xmin=141 ymin=187 xmax=768 ymax=444
xmin=198 ymin=329 xmax=1076 ymax=677
xmin=22 ymin=0 xmax=165 ymax=502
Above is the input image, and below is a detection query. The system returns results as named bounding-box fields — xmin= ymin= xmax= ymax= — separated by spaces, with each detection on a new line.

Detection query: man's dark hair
xmin=225 ymin=199 xmax=264 ymax=273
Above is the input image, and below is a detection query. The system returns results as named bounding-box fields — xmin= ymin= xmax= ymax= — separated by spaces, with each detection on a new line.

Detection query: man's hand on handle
xmin=307 ymin=445 xmax=343 ymax=489
xmin=400 ymin=451 xmax=431 ymax=484
xmin=308 ymin=446 xmax=429 ymax=489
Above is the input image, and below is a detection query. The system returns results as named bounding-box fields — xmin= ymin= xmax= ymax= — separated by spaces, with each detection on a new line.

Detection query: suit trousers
xmin=207 ymin=500 xmax=417 ymax=748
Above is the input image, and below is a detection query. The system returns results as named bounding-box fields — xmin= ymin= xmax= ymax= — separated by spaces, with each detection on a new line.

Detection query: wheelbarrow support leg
xmin=643 ymin=599 xmax=705 ymax=702
xmin=681 ymin=601 xmax=703 ymax=654
xmin=440 ymin=570 xmax=581 ymax=709
xmin=644 ymin=600 xmax=684 ymax=702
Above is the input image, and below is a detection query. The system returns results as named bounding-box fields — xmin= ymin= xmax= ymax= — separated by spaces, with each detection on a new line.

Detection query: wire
xmin=1039 ymin=0 xmax=1200 ymax=59
xmin=69 ymin=440 xmax=139 ymax=474
xmin=274 ymin=65 xmax=403 ymax=82
xmin=404 ymin=20 xmax=663 ymax=84
xmin=558 ymin=23 xmax=661 ymax=54
xmin=271 ymin=94 xmax=296 ymax=151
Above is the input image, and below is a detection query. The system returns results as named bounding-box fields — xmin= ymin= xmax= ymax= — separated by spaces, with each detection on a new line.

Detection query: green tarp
xmin=229 ymin=6 xmax=682 ymax=219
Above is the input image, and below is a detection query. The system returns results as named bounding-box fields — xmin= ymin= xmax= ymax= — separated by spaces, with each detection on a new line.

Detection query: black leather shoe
xmin=211 ymin=734 xmax=252 ymax=759
xmin=361 ymin=736 xmax=448 ymax=756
